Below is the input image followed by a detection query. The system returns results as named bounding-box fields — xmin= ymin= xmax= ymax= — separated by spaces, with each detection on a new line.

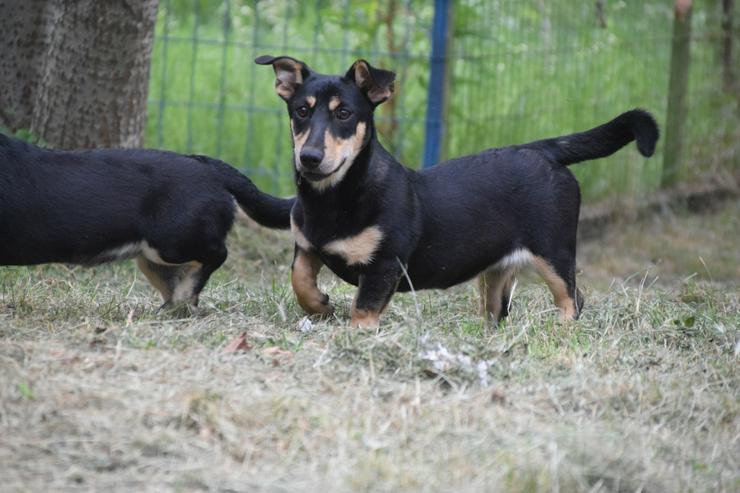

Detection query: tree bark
xmin=0 ymin=1 xmax=48 ymax=132
xmin=0 ymin=0 xmax=159 ymax=149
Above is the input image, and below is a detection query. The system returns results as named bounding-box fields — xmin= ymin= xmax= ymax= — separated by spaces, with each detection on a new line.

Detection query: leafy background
xmin=146 ymin=0 xmax=739 ymax=199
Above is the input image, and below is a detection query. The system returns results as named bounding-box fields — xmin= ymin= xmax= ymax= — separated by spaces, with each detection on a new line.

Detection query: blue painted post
xmin=422 ymin=0 xmax=451 ymax=168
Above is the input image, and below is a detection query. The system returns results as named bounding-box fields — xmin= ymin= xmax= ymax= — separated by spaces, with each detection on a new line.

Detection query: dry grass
xmin=1 ymin=201 xmax=738 ymax=492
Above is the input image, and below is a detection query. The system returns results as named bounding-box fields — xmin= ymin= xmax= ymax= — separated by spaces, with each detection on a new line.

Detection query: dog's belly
xmin=317 ymin=250 xmax=498 ymax=293
xmin=397 ymin=264 xmax=478 ymax=291
xmin=319 ymin=254 xmax=361 ymax=287
xmin=399 ymin=238 xmax=516 ymax=291
xmin=0 ymin=234 xmax=142 ymax=266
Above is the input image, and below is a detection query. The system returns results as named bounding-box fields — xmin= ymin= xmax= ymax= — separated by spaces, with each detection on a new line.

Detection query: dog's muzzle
xmin=299 ymin=147 xmax=323 ymax=170
xmin=299 ymin=158 xmax=346 ymax=182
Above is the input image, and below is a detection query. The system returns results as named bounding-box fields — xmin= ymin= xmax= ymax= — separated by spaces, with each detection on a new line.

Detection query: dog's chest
xmin=292 ymin=216 xmax=384 ymax=268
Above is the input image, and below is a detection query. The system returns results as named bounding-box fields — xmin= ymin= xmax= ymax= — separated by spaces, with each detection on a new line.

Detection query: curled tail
xmin=529 ymin=109 xmax=660 ymax=166
xmin=191 ymin=155 xmax=295 ymax=229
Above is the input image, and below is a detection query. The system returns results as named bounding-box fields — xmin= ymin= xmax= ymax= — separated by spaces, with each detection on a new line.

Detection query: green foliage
xmin=17 ymin=382 xmax=35 ymax=401
xmin=146 ymin=0 xmax=738 ymax=199
xmin=0 ymin=126 xmax=46 ymax=145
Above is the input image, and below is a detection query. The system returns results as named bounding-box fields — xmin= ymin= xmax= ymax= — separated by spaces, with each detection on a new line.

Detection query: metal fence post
xmin=662 ymin=0 xmax=693 ymax=187
xmin=422 ymin=0 xmax=451 ymax=168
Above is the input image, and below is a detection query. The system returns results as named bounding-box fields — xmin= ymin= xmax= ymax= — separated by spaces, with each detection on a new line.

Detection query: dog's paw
xmin=350 ymin=308 xmax=380 ymax=328
xmin=157 ymin=300 xmax=198 ymax=318
xmin=312 ymin=300 xmax=334 ymax=317
xmin=298 ymin=292 xmax=333 ymax=316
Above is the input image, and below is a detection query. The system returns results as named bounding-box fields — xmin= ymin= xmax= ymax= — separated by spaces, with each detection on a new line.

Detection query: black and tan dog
xmin=256 ymin=55 xmax=659 ymax=327
xmin=0 ymin=133 xmax=294 ymax=306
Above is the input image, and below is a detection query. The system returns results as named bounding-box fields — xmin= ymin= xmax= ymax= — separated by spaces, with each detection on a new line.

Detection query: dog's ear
xmin=255 ymin=55 xmax=312 ymax=101
xmin=345 ymin=59 xmax=395 ymax=106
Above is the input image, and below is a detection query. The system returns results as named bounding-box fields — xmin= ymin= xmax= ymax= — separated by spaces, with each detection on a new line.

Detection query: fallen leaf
xmin=261 ymin=346 xmax=293 ymax=365
xmin=223 ymin=332 xmax=252 ymax=353
xmin=490 ymin=388 xmax=506 ymax=405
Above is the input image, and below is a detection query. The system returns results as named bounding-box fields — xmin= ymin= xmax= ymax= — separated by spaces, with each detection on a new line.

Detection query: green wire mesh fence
xmin=146 ymin=0 xmax=739 ymax=201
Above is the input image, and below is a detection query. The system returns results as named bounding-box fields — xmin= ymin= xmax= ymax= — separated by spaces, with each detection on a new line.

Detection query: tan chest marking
xmin=290 ymin=216 xmax=312 ymax=251
xmin=323 ymin=225 xmax=384 ymax=266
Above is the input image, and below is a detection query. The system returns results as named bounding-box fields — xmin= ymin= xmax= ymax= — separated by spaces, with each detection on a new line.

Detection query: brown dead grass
xmin=1 ymin=201 xmax=738 ymax=492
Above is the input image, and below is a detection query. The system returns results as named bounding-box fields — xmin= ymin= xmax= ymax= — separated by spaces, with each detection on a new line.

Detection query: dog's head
xmin=256 ymin=55 xmax=395 ymax=191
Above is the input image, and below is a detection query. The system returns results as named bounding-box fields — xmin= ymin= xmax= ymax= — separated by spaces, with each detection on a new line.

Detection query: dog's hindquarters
xmin=527 ymin=109 xmax=659 ymax=166
xmin=191 ymin=155 xmax=295 ymax=229
xmin=134 ymin=156 xmax=293 ymax=306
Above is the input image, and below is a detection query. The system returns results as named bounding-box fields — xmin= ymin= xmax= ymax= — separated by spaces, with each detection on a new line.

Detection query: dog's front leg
xmin=291 ymin=246 xmax=333 ymax=316
xmin=351 ymin=262 xmax=401 ymax=328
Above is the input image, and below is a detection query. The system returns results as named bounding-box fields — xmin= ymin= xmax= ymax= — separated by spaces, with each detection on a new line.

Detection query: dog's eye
xmin=335 ymin=107 xmax=352 ymax=120
xmin=295 ymin=105 xmax=309 ymax=119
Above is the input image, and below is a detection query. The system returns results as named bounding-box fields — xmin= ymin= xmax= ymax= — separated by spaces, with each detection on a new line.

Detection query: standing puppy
xmin=0 ymin=134 xmax=294 ymax=306
xmin=256 ymin=55 xmax=659 ymax=327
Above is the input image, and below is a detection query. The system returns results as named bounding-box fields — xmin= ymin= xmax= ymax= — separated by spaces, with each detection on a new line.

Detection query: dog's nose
xmin=299 ymin=147 xmax=324 ymax=170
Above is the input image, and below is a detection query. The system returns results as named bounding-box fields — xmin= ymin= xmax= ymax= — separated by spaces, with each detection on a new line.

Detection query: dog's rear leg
xmin=499 ymin=274 xmax=516 ymax=319
xmin=291 ymin=246 xmax=333 ymax=316
xmin=532 ymin=252 xmax=581 ymax=320
xmin=181 ymin=246 xmax=228 ymax=306
xmin=136 ymin=256 xmax=176 ymax=305
xmin=478 ymin=268 xmax=514 ymax=323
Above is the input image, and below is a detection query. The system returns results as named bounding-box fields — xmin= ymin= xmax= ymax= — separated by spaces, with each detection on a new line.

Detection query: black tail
xmin=192 ymin=155 xmax=295 ymax=229
xmin=529 ymin=109 xmax=659 ymax=166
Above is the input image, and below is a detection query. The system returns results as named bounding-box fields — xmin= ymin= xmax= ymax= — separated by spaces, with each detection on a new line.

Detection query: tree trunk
xmin=0 ymin=0 xmax=159 ymax=149
xmin=0 ymin=1 xmax=48 ymax=132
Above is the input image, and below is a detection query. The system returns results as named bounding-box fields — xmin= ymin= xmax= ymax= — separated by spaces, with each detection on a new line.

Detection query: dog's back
xmin=1 ymin=134 xmax=225 ymax=265
xmin=1 ymin=133 xmax=295 ymax=305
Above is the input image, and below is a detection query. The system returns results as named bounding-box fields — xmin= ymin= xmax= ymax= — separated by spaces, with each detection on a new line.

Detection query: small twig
xmin=396 ymin=257 xmax=421 ymax=322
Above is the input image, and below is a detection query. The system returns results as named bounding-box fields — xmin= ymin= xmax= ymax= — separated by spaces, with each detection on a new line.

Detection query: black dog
xmin=256 ymin=55 xmax=659 ymax=327
xmin=0 ymin=133 xmax=294 ymax=306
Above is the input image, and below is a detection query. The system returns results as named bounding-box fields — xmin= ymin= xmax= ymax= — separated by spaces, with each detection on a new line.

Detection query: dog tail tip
xmin=628 ymin=108 xmax=660 ymax=158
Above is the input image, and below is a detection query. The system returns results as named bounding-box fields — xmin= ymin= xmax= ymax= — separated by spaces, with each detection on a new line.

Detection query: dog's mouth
xmin=300 ymin=158 xmax=347 ymax=182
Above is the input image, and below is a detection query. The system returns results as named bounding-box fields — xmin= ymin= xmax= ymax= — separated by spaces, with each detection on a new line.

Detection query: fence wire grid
xmin=146 ymin=0 xmax=739 ymax=201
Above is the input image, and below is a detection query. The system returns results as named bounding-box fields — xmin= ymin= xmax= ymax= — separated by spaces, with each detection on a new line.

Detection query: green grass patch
xmin=1 ymin=203 xmax=738 ymax=491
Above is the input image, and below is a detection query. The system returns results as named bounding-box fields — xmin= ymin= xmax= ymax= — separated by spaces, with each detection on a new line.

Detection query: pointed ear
xmin=345 ymin=59 xmax=395 ymax=106
xmin=255 ymin=54 xmax=312 ymax=101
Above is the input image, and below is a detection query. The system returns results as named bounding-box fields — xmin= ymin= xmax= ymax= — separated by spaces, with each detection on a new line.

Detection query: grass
xmin=145 ymin=0 xmax=740 ymax=200
xmin=1 ymin=200 xmax=738 ymax=492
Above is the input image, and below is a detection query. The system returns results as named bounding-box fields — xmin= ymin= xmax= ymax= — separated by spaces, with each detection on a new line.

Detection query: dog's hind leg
xmin=531 ymin=252 xmax=581 ymax=321
xmin=479 ymin=268 xmax=514 ymax=322
xmin=292 ymin=246 xmax=333 ymax=316
xmin=180 ymin=245 xmax=228 ymax=306
xmin=170 ymin=263 xmax=204 ymax=305
xmin=136 ymin=256 xmax=216 ymax=308
xmin=136 ymin=256 xmax=176 ymax=304
xmin=499 ymin=274 xmax=517 ymax=319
